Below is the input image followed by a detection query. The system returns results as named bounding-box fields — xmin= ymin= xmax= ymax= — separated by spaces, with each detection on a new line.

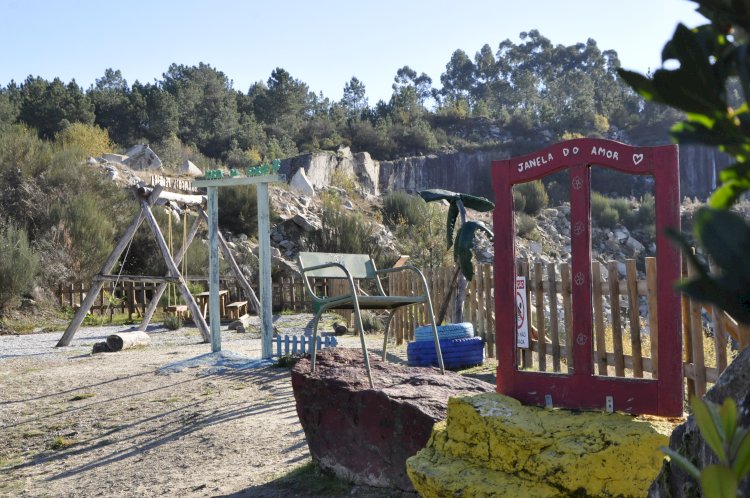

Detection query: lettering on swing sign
xmin=516 ymin=145 xmax=643 ymax=173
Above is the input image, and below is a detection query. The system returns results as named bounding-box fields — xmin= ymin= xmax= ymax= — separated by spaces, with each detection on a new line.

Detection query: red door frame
xmin=491 ymin=138 xmax=683 ymax=416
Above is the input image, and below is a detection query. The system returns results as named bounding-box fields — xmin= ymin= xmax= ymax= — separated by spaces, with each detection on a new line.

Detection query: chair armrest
xmin=376 ymin=264 xmax=424 ymax=277
xmin=375 ymin=265 xmax=431 ymax=297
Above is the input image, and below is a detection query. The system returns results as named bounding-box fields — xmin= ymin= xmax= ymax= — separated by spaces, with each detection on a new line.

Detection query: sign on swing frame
xmin=491 ymin=138 xmax=683 ymax=417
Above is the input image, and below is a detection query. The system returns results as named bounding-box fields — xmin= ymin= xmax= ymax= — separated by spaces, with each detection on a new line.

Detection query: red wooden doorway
xmin=491 ymin=138 xmax=683 ymax=416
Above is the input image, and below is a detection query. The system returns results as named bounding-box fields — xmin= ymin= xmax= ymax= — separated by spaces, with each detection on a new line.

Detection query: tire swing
xmin=408 ymin=323 xmax=484 ymax=369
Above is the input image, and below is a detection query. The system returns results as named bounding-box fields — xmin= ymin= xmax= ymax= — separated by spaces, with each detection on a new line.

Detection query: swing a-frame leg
xmin=56 ymin=186 xmax=212 ymax=347
xmin=139 ymin=199 xmax=210 ymax=342
xmin=138 ymin=208 xmax=204 ymax=331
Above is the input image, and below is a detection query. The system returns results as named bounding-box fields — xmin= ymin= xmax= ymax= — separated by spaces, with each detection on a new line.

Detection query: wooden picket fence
xmin=58 ymin=260 xmax=748 ymax=400
xmin=387 ymin=258 xmax=748 ymax=400
xmin=58 ymin=275 xmax=327 ymax=317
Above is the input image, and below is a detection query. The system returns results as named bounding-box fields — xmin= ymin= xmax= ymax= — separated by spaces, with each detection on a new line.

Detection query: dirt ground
xmin=0 ymin=315 xmax=433 ymax=498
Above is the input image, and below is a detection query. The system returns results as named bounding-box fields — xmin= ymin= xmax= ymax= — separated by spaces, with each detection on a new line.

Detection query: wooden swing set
xmin=56 ymin=183 xmax=261 ymax=347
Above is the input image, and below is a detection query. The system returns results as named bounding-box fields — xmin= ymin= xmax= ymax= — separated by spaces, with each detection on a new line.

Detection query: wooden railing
xmin=58 ymin=275 xmax=325 ymax=317
xmin=387 ymin=258 xmax=749 ymax=401
xmin=58 ymin=261 xmax=749 ymax=400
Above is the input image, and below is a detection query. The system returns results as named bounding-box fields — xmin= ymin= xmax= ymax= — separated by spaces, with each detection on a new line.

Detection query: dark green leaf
xmin=458 ymin=193 xmax=495 ymax=212
xmin=710 ymin=177 xmax=750 ymax=209
xmin=700 ymin=465 xmax=738 ymax=498
xmin=447 ymin=202 xmax=458 ymax=249
xmin=418 ymin=189 xmax=460 ymax=203
xmin=453 ymin=225 xmax=462 ymax=265
xmin=694 ymin=208 xmax=750 ymax=276
xmin=616 ymin=69 xmax=659 ymax=101
xmin=670 ymin=210 xmax=750 ymax=324
xmin=661 ymin=446 xmax=702 ymax=481
xmin=693 ymin=398 xmax=728 ymax=462
xmin=718 ymin=398 xmax=738 ymax=443
xmin=732 ymin=428 xmax=750 ymax=478
xmin=454 ymin=221 xmax=493 ymax=281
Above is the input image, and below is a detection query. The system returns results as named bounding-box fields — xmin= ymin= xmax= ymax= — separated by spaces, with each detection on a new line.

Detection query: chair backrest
xmin=298 ymin=252 xmax=377 ymax=279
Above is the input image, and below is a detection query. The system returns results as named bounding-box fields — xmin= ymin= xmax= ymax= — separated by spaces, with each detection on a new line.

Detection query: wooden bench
xmin=226 ymin=301 xmax=248 ymax=320
xmin=298 ymin=251 xmax=445 ymax=388
xmin=165 ymin=304 xmax=189 ymax=320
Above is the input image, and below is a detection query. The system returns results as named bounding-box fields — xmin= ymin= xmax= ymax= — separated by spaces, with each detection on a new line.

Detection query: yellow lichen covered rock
xmin=406 ymin=393 xmax=679 ymax=497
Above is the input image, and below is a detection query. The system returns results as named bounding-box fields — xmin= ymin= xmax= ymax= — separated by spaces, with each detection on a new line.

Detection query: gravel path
xmin=0 ymin=313 xmax=347 ymax=360
xmin=0 ymin=313 xmax=412 ymax=497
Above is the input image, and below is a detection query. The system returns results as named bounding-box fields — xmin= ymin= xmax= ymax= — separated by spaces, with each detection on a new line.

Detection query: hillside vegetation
xmin=0 ymin=30 xmax=692 ymax=325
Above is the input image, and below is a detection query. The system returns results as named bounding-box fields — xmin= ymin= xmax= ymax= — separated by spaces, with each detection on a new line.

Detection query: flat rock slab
xmin=407 ymin=393 xmax=678 ymax=497
xmin=291 ymin=347 xmax=493 ymax=490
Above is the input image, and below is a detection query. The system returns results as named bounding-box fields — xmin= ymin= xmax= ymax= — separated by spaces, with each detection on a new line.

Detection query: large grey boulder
xmin=648 ymin=346 xmax=750 ymax=497
xmin=123 ymin=144 xmax=162 ymax=171
xmin=102 ymin=153 xmax=128 ymax=164
xmin=180 ymin=159 xmax=203 ymax=177
xmin=289 ymin=168 xmax=315 ymax=197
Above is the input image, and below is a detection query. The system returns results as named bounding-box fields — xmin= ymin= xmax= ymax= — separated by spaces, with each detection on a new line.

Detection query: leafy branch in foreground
xmin=617 ymin=0 xmax=750 ymax=324
xmin=662 ymin=398 xmax=750 ymax=498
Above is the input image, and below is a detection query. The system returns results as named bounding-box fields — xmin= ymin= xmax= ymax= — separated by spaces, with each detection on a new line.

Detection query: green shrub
xmin=544 ymin=180 xmax=569 ymax=206
xmin=307 ymin=196 xmax=394 ymax=266
xmin=512 ymin=188 xmax=526 ymax=213
xmin=514 ymin=180 xmax=548 ymax=215
xmin=610 ymin=197 xmax=635 ymax=226
xmin=393 ymin=201 xmax=451 ymax=272
xmin=591 ymin=191 xmax=654 ymax=233
xmin=329 ymin=169 xmax=357 ymax=194
xmin=55 ymin=123 xmax=113 ymax=157
xmin=163 ymin=314 xmax=183 ymax=330
xmin=597 ymin=206 xmax=620 ymax=229
xmin=638 ymin=193 xmax=656 ymax=226
xmin=382 ymin=191 xmax=428 ymax=227
xmin=217 ymin=185 xmax=277 ymax=236
xmin=0 ymin=222 xmax=39 ymax=311
xmin=359 ymin=311 xmax=384 ymax=333
xmin=515 ymin=212 xmax=540 ymax=240
xmin=48 ymin=192 xmax=118 ymax=280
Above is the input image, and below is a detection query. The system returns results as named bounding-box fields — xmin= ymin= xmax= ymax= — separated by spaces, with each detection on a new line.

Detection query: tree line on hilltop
xmin=0 ymin=30 xmax=690 ymax=167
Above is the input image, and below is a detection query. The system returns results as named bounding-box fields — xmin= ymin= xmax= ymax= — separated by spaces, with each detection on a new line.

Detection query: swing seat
xmin=298 ymin=251 xmax=445 ymax=389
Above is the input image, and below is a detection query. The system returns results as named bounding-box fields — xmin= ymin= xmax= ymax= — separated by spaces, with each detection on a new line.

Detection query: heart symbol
xmin=633 ymin=154 xmax=644 ymax=165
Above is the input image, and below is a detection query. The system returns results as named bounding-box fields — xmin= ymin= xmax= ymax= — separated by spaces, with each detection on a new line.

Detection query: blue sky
xmin=1 ymin=0 xmax=705 ymax=104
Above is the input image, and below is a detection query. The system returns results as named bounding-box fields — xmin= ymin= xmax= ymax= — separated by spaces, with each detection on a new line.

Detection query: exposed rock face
xmin=648 ymin=346 xmax=750 ymax=497
xmin=291 ymin=348 xmax=494 ymax=491
xmin=279 ymin=143 xmax=728 ymax=201
xmin=407 ymin=393 xmax=676 ymax=498
xmin=379 ymin=149 xmax=507 ymax=199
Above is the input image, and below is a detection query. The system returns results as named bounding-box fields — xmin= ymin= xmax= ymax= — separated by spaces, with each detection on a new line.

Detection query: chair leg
xmin=381 ymin=311 xmax=395 ymax=361
xmin=310 ymin=310 xmax=324 ymax=374
xmin=425 ymin=299 xmax=445 ymax=374
xmin=353 ymin=306 xmax=374 ymax=388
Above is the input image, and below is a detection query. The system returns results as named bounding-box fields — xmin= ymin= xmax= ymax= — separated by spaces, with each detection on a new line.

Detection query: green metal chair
xmin=298 ymin=251 xmax=445 ymax=388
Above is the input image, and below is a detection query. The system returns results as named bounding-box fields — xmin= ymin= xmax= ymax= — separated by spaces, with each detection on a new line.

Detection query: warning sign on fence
xmin=516 ymin=276 xmax=529 ymax=348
